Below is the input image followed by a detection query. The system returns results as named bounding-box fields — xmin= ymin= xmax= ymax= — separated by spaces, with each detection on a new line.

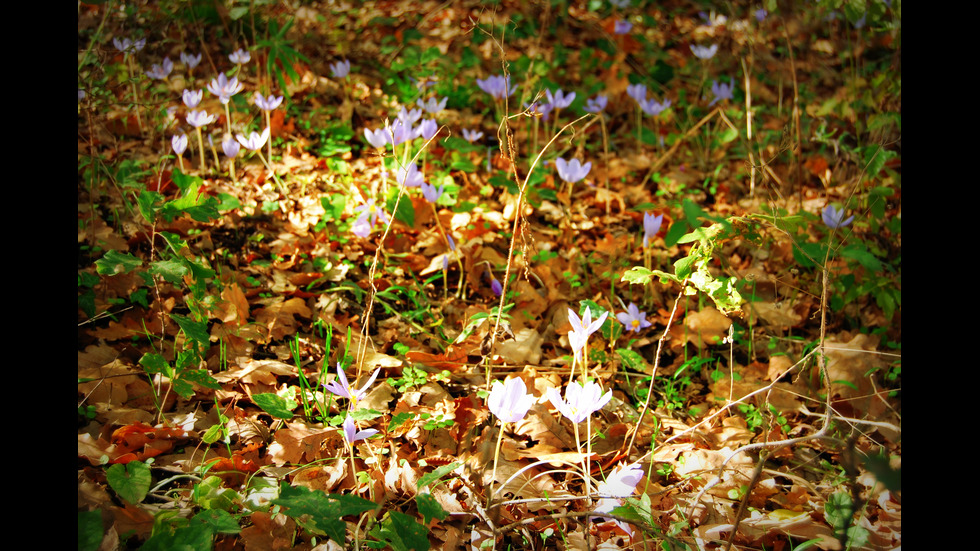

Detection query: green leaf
xmin=663 ymin=219 xmax=689 ymax=247
xmin=272 ymin=484 xmax=376 ymax=543
xmin=674 ymin=255 xmax=697 ymax=280
xmin=192 ymin=509 xmax=241 ymax=535
xmin=149 ymin=259 xmax=190 ymax=283
xmin=369 ymin=510 xmax=430 ymax=551
xmin=139 ymin=353 xmax=171 ymax=375
xmin=417 ymin=462 xmax=462 ymax=490
xmin=621 ymin=267 xmax=655 ymax=285
xmin=170 ymin=313 xmax=210 ymax=352
xmin=860 ymin=449 xmax=901 ymax=493
xmin=252 ymin=393 xmax=297 ymax=419
xmin=95 ymin=250 xmax=143 ymax=275
xmin=391 ymin=193 xmax=416 ymax=228
xmin=106 ymin=461 xmax=151 ymax=504
xmin=616 ymin=348 xmax=648 ymax=373
xmin=416 ymin=493 xmax=448 ymax=525
xmin=137 ymin=190 xmax=165 ymax=223
xmin=139 ymin=522 xmax=213 ymax=551
xmin=179 ymin=369 xmax=223 ymax=392
xmin=78 ymin=510 xmax=104 ymax=551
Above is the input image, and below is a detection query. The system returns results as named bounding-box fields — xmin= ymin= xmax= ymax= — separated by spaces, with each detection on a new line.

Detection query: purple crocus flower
xmin=396 ymin=163 xmax=425 ymax=188
xmin=354 ymin=199 xmax=389 ymax=227
xmin=490 ymin=277 xmax=503 ymax=296
xmin=546 ymin=88 xmax=576 ymax=109
xmin=171 ymin=134 xmax=188 ymax=156
xmin=255 ymin=93 xmax=284 ymax=112
xmin=330 ymin=59 xmax=351 ymax=78
xmin=584 ymin=95 xmax=608 ymax=113
xmin=182 ymin=89 xmax=203 ymax=108
xmin=555 ymin=157 xmax=592 ymax=183
xmin=113 ymin=37 xmax=145 ymax=55
xmin=421 ymin=181 xmax=445 ymax=203
xmin=525 ymin=100 xmax=554 ymax=121
xmin=222 ymin=136 xmax=240 ymax=158
xmin=186 ymin=109 xmax=215 ymax=128
xmin=364 ymin=127 xmax=390 ymax=149
xmin=614 ymin=19 xmax=633 ymax=34
xmin=387 ymin=119 xmax=416 ymax=146
xmin=236 ymin=127 xmax=270 ymax=151
xmin=643 ymin=212 xmax=663 ymax=247
xmin=546 ymin=380 xmax=612 ymax=424
xmin=593 ymin=462 xmax=645 ymax=534
xmin=324 ymin=363 xmax=381 ymax=407
xmin=207 ymin=73 xmax=244 ymax=104
xmin=417 ymin=118 xmax=438 ymax=141
xmin=691 ymin=43 xmax=719 ymax=60
xmin=351 ymin=214 xmax=372 ymax=237
xmin=145 ymin=57 xmax=173 ymax=80
xmin=487 ymin=377 xmax=534 ymax=424
xmin=181 ymin=51 xmax=202 ymax=69
xmin=821 ymin=205 xmax=854 ymax=229
xmin=755 ymin=8 xmax=768 ymax=22
xmin=417 ymin=96 xmax=448 ymax=114
xmin=476 ymin=74 xmax=517 ymax=100
xmin=626 ymin=83 xmax=647 ymax=104
xmin=342 ymin=415 xmax=378 ymax=444
xmin=229 ymin=48 xmax=251 ymax=65
xmin=462 ymin=129 xmax=484 ymax=142
xmin=708 ymin=80 xmax=733 ymax=106
xmin=616 ymin=303 xmax=652 ymax=333
xmin=567 ymin=307 xmax=608 ymax=361
xmin=640 ymin=98 xmax=671 ymax=116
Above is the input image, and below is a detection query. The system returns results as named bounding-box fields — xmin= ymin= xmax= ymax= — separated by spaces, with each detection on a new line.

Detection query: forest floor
xmin=77 ymin=1 xmax=901 ymax=550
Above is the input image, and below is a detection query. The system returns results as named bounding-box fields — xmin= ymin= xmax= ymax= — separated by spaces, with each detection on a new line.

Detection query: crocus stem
xmin=488 ymin=420 xmax=506 ymax=507
xmin=256 ymin=151 xmax=286 ymax=194
xmin=224 ymin=103 xmax=233 ymax=137
xmin=196 ymin=128 xmax=207 ymax=173
xmin=265 ymin=111 xmax=273 ymax=161
xmin=430 ymin=203 xmax=465 ymax=297
xmin=229 ymin=158 xmax=237 ymax=184
xmin=573 ymin=422 xmax=591 ymax=500
xmin=126 ymin=55 xmax=144 ymax=134
xmin=600 ymin=114 xmax=610 ymax=214
xmin=177 ymin=155 xmax=185 ymax=173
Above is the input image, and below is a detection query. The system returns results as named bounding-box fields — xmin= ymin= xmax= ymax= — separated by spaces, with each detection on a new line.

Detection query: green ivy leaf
xmin=106 ymin=460 xmax=151 ymax=504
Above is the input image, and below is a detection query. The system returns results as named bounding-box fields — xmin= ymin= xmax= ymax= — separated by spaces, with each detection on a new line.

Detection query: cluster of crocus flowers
xmin=546 ymin=380 xmax=612 ymax=425
xmin=548 ymin=378 xmax=613 ymax=498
